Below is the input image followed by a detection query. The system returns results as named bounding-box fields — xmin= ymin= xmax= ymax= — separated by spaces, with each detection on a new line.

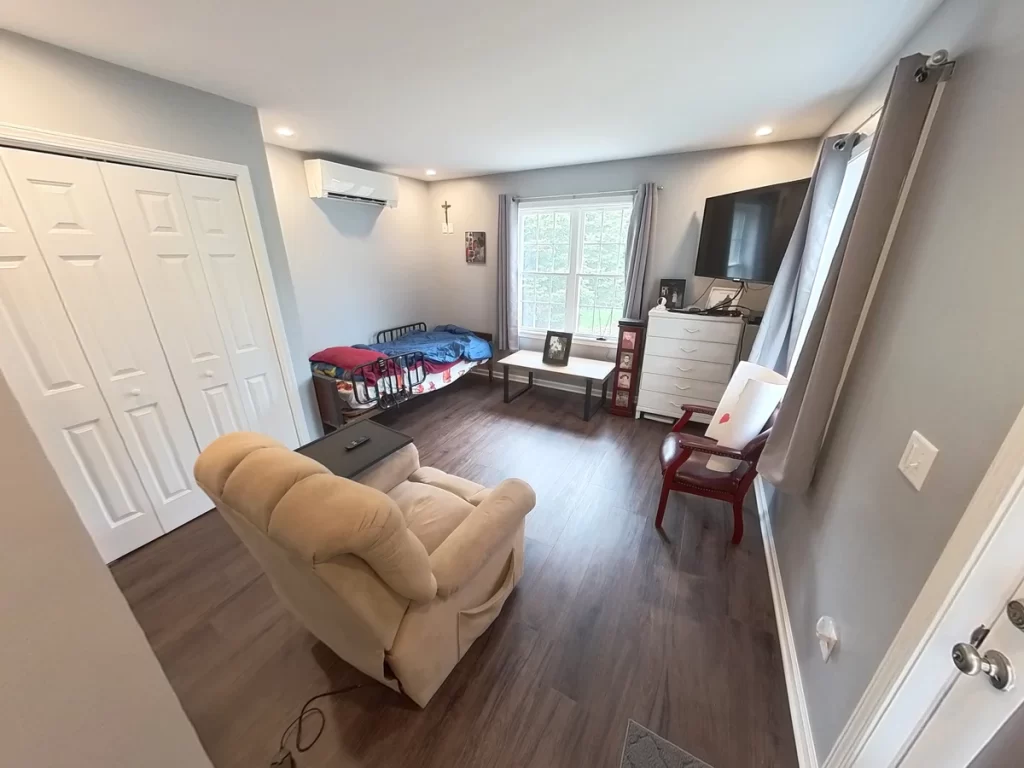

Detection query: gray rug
xmin=620 ymin=720 xmax=712 ymax=768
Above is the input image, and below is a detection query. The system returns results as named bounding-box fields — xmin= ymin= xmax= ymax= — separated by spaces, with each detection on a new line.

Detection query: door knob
xmin=952 ymin=625 xmax=1014 ymax=691
xmin=1008 ymin=600 xmax=1024 ymax=632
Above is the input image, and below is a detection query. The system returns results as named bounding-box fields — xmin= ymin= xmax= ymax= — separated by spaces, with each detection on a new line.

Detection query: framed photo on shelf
xmin=542 ymin=331 xmax=573 ymax=366
xmin=707 ymin=285 xmax=741 ymax=309
xmin=659 ymin=278 xmax=688 ymax=310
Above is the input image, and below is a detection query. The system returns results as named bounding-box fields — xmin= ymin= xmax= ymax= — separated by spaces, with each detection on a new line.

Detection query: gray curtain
xmin=759 ymin=53 xmax=954 ymax=493
xmin=624 ymin=182 xmax=657 ymax=317
xmin=749 ymin=141 xmax=852 ymax=373
xmin=496 ymin=194 xmax=519 ymax=351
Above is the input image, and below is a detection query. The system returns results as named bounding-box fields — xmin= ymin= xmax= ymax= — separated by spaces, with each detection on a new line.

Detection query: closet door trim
xmin=0 ymin=121 xmax=310 ymax=446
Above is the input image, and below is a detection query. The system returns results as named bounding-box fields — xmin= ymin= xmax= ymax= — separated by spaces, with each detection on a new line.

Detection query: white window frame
xmin=517 ymin=194 xmax=634 ymax=343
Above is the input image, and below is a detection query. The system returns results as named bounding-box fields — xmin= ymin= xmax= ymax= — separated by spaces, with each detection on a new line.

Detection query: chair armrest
xmin=680 ymin=403 xmax=717 ymax=415
xmin=352 ymin=444 xmax=420 ymax=493
xmin=671 ymin=403 xmax=718 ymax=432
xmin=428 ymin=479 xmax=535 ymax=597
xmin=671 ymin=433 xmax=744 ymax=461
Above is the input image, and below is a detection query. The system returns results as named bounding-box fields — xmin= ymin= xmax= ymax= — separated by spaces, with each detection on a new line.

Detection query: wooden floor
xmin=112 ymin=376 xmax=797 ymax=768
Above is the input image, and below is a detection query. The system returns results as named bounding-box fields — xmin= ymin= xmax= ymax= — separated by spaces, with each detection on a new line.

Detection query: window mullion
xmin=566 ymin=210 xmax=581 ymax=334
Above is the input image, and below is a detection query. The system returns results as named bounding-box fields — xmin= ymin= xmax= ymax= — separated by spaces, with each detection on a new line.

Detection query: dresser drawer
xmin=640 ymin=373 xmax=727 ymax=402
xmin=644 ymin=336 xmax=738 ymax=365
xmin=648 ymin=315 xmax=743 ymax=345
xmin=637 ymin=389 xmax=720 ymax=418
xmin=640 ymin=354 xmax=733 ymax=384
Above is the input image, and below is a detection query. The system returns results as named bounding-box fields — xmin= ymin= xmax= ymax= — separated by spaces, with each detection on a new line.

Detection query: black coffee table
xmin=297 ymin=420 xmax=413 ymax=479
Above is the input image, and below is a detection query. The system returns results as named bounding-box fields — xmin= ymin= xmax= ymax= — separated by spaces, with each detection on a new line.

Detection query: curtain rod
xmin=513 ymin=186 xmax=662 ymax=203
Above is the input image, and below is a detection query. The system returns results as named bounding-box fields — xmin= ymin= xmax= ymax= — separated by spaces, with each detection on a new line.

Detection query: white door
xmin=0 ymin=155 xmax=163 ymax=562
xmin=1 ymin=148 xmax=209 ymax=533
xmin=176 ymin=173 xmax=298 ymax=446
xmin=898 ymin=481 xmax=1024 ymax=767
xmin=902 ymin=582 xmax=1024 ymax=766
xmin=843 ymin=405 xmax=1024 ymax=768
xmin=100 ymin=163 xmax=246 ymax=450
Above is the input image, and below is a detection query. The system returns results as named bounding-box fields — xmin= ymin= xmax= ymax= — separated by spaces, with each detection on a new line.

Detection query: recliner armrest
xmin=429 ymin=479 xmax=535 ymax=597
xmin=353 ymin=443 xmax=420 ymax=493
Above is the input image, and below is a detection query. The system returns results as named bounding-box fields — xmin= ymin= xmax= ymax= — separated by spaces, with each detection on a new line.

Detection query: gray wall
xmin=0 ymin=31 xmax=319 ymax=437
xmin=266 ymin=144 xmax=435 ymax=433
xmin=767 ymin=0 xmax=1022 ymax=758
xmin=425 ymin=141 xmax=819 ymax=341
xmin=0 ymin=372 xmax=213 ymax=767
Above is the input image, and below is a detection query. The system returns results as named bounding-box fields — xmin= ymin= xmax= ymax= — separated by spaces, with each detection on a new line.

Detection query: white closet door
xmin=177 ymin=174 xmax=298 ymax=447
xmin=1 ymin=148 xmax=209 ymax=534
xmin=100 ymin=163 xmax=246 ymax=450
xmin=0 ymin=156 xmax=163 ymax=563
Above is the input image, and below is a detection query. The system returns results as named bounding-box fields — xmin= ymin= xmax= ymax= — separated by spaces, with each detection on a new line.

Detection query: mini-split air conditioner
xmin=304 ymin=159 xmax=399 ymax=208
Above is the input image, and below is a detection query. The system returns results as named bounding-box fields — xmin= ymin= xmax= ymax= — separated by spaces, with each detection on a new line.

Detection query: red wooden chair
xmin=655 ymin=404 xmax=776 ymax=544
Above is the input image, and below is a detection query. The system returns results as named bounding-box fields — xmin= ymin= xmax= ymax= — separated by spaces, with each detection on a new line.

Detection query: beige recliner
xmin=194 ymin=432 xmax=534 ymax=707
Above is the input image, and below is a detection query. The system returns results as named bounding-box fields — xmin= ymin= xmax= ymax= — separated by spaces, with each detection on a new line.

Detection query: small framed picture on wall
xmin=465 ymin=231 xmax=486 ymax=264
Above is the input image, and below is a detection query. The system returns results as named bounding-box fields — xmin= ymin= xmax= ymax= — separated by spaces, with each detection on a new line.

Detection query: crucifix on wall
xmin=441 ymin=200 xmax=453 ymax=234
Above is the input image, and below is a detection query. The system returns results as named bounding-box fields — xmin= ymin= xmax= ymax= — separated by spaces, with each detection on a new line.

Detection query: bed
xmin=311 ymin=322 xmax=493 ymax=432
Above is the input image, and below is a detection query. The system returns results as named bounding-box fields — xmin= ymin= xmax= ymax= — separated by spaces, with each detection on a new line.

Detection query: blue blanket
xmin=358 ymin=327 xmax=492 ymax=364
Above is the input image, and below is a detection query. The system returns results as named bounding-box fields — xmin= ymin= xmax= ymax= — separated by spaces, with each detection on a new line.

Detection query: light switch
xmin=899 ymin=430 xmax=939 ymax=491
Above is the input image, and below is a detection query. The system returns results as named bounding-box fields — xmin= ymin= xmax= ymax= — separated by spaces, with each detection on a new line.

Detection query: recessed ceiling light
xmin=275 ymin=126 xmax=295 ymax=138
xmin=425 ymin=169 xmax=437 ymax=176
xmin=755 ymin=126 xmax=774 ymax=137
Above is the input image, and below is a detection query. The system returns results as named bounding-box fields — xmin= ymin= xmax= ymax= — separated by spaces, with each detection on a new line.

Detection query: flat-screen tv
xmin=694 ymin=178 xmax=810 ymax=284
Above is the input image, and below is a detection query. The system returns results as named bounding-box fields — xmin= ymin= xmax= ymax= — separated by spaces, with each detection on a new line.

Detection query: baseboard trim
xmin=756 ymin=477 xmax=819 ymax=768
xmin=469 ymin=366 xmax=589 ymax=396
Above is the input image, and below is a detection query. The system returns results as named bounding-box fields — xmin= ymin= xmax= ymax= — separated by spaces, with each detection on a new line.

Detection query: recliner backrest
xmin=194 ymin=432 xmax=437 ymax=602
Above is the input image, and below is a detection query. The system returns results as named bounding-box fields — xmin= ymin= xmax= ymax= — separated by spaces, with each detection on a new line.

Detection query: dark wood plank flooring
xmin=111 ymin=377 xmax=797 ymax=768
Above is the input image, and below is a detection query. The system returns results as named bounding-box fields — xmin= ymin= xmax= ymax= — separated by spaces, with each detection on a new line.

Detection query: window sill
xmin=518 ymin=330 xmax=617 ymax=349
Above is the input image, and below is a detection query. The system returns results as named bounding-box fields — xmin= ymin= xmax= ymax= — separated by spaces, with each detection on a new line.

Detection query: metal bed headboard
xmin=376 ymin=322 xmax=427 ymax=344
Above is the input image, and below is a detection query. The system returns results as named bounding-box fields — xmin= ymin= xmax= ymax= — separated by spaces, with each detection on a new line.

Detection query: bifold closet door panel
xmin=101 ymin=163 xmax=246 ymax=450
xmin=0 ymin=148 xmax=209 ymax=534
xmin=0 ymin=156 xmax=163 ymax=563
xmin=176 ymin=173 xmax=298 ymax=448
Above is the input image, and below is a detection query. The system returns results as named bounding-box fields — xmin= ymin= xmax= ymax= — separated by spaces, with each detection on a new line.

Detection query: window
xmin=518 ymin=196 xmax=633 ymax=339
xmin=789 ymin=139 xmax=871 ymax=374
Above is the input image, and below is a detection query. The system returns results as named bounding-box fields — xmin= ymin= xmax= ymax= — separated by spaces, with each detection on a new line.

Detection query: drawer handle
xmin=683 ymin=328 xmax=700 ymax=334
xmin=675 ymin=385 xmax=690 ymax=391
xmin=679 ymin=347 xmax=697 ymax=353
xmin=676 ymin=366 xmax=693 ymax=373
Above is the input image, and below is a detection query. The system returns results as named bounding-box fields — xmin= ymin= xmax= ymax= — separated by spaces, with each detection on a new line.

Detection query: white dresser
xmin=636 ymin=306 xmax=744 ymax=424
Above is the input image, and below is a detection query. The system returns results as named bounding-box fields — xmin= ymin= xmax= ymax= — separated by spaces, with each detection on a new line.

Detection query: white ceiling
xmin=2 ymin=0 xmax=943 ymax=180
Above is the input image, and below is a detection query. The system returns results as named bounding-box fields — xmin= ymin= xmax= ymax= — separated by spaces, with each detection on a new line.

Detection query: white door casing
xmin=0 ymin=155 xmax=163 ymax=562
xmin=1 ymin=148 xmax=209 ymax=534
xmin=177 ymin=173 xmax=298 ymax=447
xmin=101 ymin=163 xmax=246 ymax=450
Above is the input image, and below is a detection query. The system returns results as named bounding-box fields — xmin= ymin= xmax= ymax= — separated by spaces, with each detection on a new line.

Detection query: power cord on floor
xmin=271 ymin=684 xmax=364 ymax=767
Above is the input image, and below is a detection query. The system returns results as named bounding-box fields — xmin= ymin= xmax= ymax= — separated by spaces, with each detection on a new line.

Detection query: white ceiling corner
xmin=2 ymin=0 xmax=944 ymax=180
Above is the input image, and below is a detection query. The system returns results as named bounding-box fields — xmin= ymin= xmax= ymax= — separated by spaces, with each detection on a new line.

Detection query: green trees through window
xmin=519 ymin=200 xmax=632 ymax=338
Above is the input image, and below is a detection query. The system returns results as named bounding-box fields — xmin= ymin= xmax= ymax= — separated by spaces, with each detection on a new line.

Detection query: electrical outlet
xmin=898 ymin=430 xmax=939 ymax=491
